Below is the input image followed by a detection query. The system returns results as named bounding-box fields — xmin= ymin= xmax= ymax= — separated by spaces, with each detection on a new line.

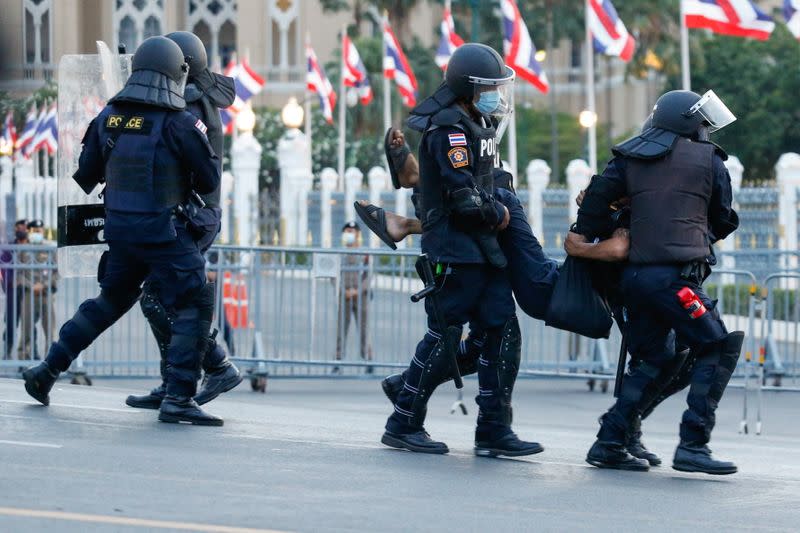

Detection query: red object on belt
xmin=677 ymin=287 xmax=706 ymax=319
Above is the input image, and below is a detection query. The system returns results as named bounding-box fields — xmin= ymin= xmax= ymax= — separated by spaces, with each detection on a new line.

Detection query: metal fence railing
xmin=2 ymin=244 xmax=799 ymax=390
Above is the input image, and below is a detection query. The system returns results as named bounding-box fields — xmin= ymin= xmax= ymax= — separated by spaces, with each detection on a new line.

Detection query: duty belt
xmin=680 ymin=261 xmax=711 ymax=284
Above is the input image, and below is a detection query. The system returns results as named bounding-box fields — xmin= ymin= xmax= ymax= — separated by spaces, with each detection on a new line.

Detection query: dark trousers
xmin=495 ymin=188 xmax=559 ymax=320
xmin=387 ymin=263 xmax=515 ymax=435
xmin=46 ymin=227 xmax=207 ymax=396
xmin=599 ymin=264 xmax=730 ymax=444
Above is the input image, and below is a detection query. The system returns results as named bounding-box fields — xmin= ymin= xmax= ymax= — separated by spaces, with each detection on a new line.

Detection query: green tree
xmin=682 ymin=25 xmax=800 ymax=181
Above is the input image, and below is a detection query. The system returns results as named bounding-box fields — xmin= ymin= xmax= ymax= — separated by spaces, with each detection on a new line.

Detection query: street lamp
xmin=534 ymin=49 xmax=547 ymax=63
xmin=236 ymin=102 xmax=256 ymax=134
xmin=579 ymin=110 xmax=597 ymax=129
xmin=281 ymin=97 xmax=304 ymax=130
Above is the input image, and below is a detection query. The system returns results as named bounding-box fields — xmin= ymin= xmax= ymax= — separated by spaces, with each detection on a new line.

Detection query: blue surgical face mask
xmin=475 ymin=90 xmax=500 ymax=115
xmin=29 ymin=232 xmax=44 ymax=244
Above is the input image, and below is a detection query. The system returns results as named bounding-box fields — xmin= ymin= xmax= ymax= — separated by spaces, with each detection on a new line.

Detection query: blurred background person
xmin=334 ymin=222 xmax=373 ymax=374
xmin=2 ymin=219 xmax=29 ymax=359
xmin=16 ymin=220 xmax=57 ymax=362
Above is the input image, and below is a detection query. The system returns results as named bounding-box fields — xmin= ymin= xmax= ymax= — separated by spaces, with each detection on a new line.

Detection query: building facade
xmin=0 ymin=0 xmax=676 ymax=138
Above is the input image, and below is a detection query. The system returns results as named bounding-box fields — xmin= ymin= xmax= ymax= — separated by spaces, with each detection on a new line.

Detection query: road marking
xmin=0 ymin=507 xmax=289 ymax=533
xmin=0 ymin=413 xmax=143 ymax=431
xmin=0 ymin=398 xmax=146 ymax=413
xmin=0 ymin=439 xmax=62 ymax=449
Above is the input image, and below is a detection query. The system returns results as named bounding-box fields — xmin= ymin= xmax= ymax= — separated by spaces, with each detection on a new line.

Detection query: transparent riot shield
xmin=56 ymin=43 xmax=130 ymax=277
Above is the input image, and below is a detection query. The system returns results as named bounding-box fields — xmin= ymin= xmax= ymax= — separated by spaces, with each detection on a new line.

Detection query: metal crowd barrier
xmin=1 ymin=244 xmax=799 ymax=393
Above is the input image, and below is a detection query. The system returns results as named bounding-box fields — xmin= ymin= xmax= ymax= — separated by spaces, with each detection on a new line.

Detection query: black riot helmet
xmin=166 ymin=31 xmax=208 ymax=79
xmin=109 ymin=36 xmax=189 ymax=110
xmin=651 ymin=90 xmax=736 ymax=137
xmin=445 ymin=43 xmax=514 ymax=99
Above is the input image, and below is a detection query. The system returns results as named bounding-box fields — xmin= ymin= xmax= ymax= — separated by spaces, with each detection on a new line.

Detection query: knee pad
xmin=140 ymin=287 xmax=172 ymax=345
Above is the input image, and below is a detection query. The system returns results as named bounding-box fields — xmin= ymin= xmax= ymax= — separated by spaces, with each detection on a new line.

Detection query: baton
xmin=410 ymin=254 xmax=464 ymax=390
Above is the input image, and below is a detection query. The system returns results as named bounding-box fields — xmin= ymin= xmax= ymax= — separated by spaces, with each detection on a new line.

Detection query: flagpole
xmin=338 ymin=26 xmax=347 ymax=190
xmin=304 ymin=33 xmax=312 ymax=165
xmin=680 ymin=0 xmax=691 ymax=91
xmin=584 ymin=0 xmax=597 ymax=174
xmin=383 ymin=12 xmax=392 ymax=140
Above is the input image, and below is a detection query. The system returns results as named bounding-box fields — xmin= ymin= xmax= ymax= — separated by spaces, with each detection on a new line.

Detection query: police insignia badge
xmin=448 ymin=147 xmax=469 ymax=168
xmin=195 ymin=119 xmax=208 ymax=135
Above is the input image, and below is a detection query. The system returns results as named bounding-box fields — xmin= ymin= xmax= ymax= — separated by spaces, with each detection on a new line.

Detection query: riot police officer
xmin=126 ymin=31 xmax=241 ymax=411
xmin=22 ymin=36 xmax=224 ymax=426
xmin=381 ymin=43 xmax=541 ymax=457
xmin=578 ymin=90 xmax=743 ymax=473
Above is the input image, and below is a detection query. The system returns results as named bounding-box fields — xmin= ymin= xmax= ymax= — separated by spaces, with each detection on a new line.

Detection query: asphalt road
xmin=1 ymin=376 xmax=798 ymax=532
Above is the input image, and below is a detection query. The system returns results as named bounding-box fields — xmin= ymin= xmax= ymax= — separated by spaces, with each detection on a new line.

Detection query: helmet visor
xmin=469 ymin=66 xmax=515 ymax=120
xmin=687 ymin=90 xmax=736 ymax=133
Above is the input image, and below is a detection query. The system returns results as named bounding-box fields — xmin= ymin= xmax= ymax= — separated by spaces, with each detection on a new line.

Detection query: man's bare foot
xmin=357 ymin=201 xmax=422 ymax=241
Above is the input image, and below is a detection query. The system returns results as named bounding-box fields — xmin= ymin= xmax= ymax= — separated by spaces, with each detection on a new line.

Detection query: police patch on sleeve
xmin=448 ymin=147 xmax=469 ymax=169
xmin=194 ymin=119 xmax=208 ymax=135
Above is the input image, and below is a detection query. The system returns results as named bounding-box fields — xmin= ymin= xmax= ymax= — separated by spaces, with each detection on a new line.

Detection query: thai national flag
xmin=683 ymin=0 xmax=775 ymax=41
xmin=33 ymin=103 xmax=57 ymax=155
xmin=501 ymin=0 xmax=549 ymax=94
xmin=220 ymin=58 xmax=266 ymax=135
xmin=435 ymin=2 xmax=464 ymax=69
xmin=786 ymin=0 xmax=800 ymax=40
xmin=383 ymin=19 xmax=418 ymax=107
xmin=2 ymin=110 xmax=16 ymax=153
xmin=306 ymin=44 xmax=337 ymax=124
xmin=342 ymin=35 xmax=373 ymax=105
xmin=24 ymin=105 xmax=47 ymax=159
xmin=16 ymin=103 xmax=38 ymax=155
xmin=589 ymin=0 xmax=636 ymax=62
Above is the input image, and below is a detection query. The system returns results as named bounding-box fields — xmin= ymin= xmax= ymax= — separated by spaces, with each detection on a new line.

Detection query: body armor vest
xmin=416 ymin=105 xmax=499 ymax=264
xmin=626 ymin=138 xmax=714 ymax=264
xmin=419 ymin=108 xmax=497 ymax=224
xmin=100 ymin=106 xmax=188 ymax=242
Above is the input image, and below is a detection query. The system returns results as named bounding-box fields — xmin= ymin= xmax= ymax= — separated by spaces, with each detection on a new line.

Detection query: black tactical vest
xmin=419 ymin=108 xmax=498 ymax=223
xmin=626 ymin=137 xmax=714 ymax=264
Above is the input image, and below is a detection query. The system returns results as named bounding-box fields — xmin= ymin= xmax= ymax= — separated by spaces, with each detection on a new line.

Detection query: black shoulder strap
xmin=101 ymin=114 xmax=129 ymax=163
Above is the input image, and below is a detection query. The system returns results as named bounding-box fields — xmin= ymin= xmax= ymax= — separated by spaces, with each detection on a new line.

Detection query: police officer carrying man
xmin=126 ymin=31 xmax=242 ymax=410
xmin=381 ymin=43 xmax=542 ymax=457
xmin=577 ymin=90 xmax=743 ymax=474
xmin=23 ymin=36 xmax=225 ymax=426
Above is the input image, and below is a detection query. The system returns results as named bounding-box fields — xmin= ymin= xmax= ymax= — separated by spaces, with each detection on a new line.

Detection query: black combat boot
xmin=382 ymin=327 xmax=462 ymax=454
xmin=672 ymin=443 xmax=737 ymax=475
xmin=22 ymin=361 xmax=60 ymax=406
xmin=626 ymin=415 xmax=661 ymax=466
xmin=126 ymin=360 xmax=167 ymax=409
xmin=381 ymin=428 xmax=449 ymax=454
xmin=125 ymin=384 xmax=166 ymax=409
xmin=474 ymin=318 xmax=541 ymax=458
xmin=194 ymin=340 xmax=243 ymax=405
xmin=158 ymin=396 xmax=224 ymax=426
xmin=587 ymin=440 xmax=650 ymax=471
xmin=475 ymin=417 xmax=544 ymax=458
xmin=672 ymin=332 xmax=744 ymax=475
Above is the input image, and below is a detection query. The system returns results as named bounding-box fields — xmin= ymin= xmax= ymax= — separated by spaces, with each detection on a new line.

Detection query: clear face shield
xmin=686 ymin=90 xmax=736 ymax=133
xmin=176 ymin=62 xmax=190 ymax=97
xmin=469 ymin=66 xmax=515 ymax=143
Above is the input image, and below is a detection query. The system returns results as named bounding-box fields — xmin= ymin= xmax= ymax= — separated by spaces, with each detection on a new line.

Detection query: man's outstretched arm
xmin=564 ymin=229 xmax=630 ymax=262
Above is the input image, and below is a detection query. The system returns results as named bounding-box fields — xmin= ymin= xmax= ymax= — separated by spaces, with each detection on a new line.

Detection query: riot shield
xmin=56 ymin=42 xmax=130 ymax=277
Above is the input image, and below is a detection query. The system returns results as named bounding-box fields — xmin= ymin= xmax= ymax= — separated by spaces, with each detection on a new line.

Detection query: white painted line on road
xmin=0 ymin=507 xmax=289 ymax=533
xmin=0 ymin=439 xmax=62 ymax=449
xmin=0 ymin=398 xmax=146 ymax=413
xmin=0 ymin=413 xmax=143 ymax=431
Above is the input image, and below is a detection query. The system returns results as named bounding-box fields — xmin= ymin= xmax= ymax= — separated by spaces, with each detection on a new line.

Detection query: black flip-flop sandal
xmin=384 ymin=127 xmax=410 ymax=190
xmin=354 ymin=202 xmax=398 ymax=250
